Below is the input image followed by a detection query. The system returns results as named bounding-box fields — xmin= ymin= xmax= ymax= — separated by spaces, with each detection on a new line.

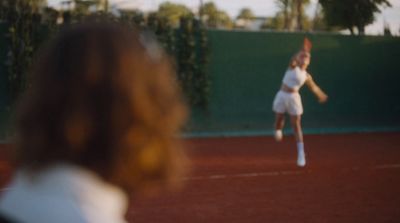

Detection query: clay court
xmin=127 ymin=132 xmax=400 ymax=223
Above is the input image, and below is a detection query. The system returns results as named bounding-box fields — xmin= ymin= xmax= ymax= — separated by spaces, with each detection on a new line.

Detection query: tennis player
xmin=272 ymin=38 xmax=328 ymax=167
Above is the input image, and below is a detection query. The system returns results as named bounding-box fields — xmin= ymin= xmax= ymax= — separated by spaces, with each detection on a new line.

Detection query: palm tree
xmin=296 ymin=0 xmax=303 ymax=30
xmin=275 ymin=0 xmax=310 ymax=31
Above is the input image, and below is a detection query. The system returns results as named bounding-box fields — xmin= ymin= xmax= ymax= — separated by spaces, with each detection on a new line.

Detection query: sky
xmin=49 ymin=0 xmax=400 ymax=35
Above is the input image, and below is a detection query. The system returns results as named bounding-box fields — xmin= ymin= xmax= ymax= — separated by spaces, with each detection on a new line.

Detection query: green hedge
xmin=0 ymin=15 xmax=210 ymax=139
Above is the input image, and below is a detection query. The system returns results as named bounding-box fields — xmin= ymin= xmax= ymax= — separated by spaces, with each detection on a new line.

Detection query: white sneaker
xmin=297 ymin=151 xmax=306 ymax=167
xmin=274 ymin=130 xmax=283 ymax=142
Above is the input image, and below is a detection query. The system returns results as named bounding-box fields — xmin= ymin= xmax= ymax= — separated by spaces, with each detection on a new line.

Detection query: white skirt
xmin=272 ymin=90 xmax=303 ymax=116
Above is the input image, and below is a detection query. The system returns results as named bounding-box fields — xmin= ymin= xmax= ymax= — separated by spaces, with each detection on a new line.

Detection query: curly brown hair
xmin=13 ymin=22 xmax=188 ymax=194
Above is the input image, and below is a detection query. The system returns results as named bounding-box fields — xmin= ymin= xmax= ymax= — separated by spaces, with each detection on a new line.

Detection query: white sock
xmin=296 ymin=142 xmax=306 ymax=167
xmin=297 ymin=142 xmax=304 ymax=153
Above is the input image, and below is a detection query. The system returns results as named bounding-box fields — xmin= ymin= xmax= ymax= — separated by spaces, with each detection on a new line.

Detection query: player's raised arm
xmin=305 ymin=74 xmax=328 ymax=103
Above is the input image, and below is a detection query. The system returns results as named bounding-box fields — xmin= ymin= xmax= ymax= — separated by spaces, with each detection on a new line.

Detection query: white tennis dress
xmin=272 ymin=67 xmax=309 ymax=115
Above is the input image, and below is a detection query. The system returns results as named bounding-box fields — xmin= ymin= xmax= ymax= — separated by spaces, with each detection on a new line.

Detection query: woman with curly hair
xmin=0 ymin=22 xmax=188 ymax=223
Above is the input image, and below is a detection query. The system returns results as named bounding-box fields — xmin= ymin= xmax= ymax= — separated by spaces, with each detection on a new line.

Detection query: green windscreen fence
xmin=0 ymin=24 xmax=10 ymax=140
xmin=0 ymin=26 xmax=400 ymax=138
xmin=188 ymin=30 xmax=400 ymax=136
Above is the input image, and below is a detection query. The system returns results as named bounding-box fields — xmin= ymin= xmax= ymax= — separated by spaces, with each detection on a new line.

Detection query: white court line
xmin=185 ymin=170 xmax=304 ymax=181
xmin=185 ymin=163 xmax=400 ymax=181
xmin=0 ymin=164 xmax=398 ymax=185
xmin=373 ymin=164 xmax=400 ymax=169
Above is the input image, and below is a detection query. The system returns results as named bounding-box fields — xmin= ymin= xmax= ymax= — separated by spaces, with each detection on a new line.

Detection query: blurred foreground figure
xmin=0 ymin=22 xmax=188 ymax=223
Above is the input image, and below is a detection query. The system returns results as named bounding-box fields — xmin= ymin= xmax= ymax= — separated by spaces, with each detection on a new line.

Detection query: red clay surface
xmin=1 ymin=132 xmax=400 ymax=222
xmin=128 ymin=132 xmax=400 ymax=223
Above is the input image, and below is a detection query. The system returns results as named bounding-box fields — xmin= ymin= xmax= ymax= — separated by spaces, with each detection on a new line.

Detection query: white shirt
xmin=282 ymin=67 xmax=308 ymax=91
xmin=0 ymin=164 xmax=128 ymax=223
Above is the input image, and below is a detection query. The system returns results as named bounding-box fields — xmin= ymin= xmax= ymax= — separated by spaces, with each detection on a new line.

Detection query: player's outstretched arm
xmin=305 ymin=74 xmax=328 ymax=103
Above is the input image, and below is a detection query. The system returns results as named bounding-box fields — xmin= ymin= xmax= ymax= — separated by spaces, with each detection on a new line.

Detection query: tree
xmin=41 ymin=7 xmax=59 ymax=26
xmin=320 ymin=0 xmax=391 ymax=35
xmin=176 ymin=16 xmax=210 ymax=107
xmin=2 ymin=0 xmax=45 ymax=105
xmin=73 ymin=0 xmax=99 ymax=15
xmin=22 ymin=0 xmax=48 ymax=13
xmin=274 ymin=0 xmax=310 ymax=31
xmin=1 ymin=0 xmax=47 ymax=20
xmin=119 ymin=9 xmax=145 ymax=27
xmin=156 ymin=2 xmax=193 ymax=27
xmin=311 ymin=8 xmax=328 ymax=31
xmin=237 ymin=8 xmax=255 ymax=20
xmin=200 ymin=2 xmax=233 ymax=29
xmin=308 ymin=1 xmax=334 ymax=32
xmin=260 ymin=14 xmax=285 ymax=30
xmin=275 ymin=0 xmax=290 ymax=29
xmin=100 ymin=0 xmax=109 ymax=12
xmin=295 ymin=0 xmax=306 ymax=30
xmin=383 ymin=22 xmax=391 ymax=36
xmin=235 ymin=8 xmax=255 ymax=29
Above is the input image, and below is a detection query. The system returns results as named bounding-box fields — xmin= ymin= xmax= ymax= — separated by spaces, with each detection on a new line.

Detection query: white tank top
xmin=282 ymin=67 xmax=308 ymax=91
